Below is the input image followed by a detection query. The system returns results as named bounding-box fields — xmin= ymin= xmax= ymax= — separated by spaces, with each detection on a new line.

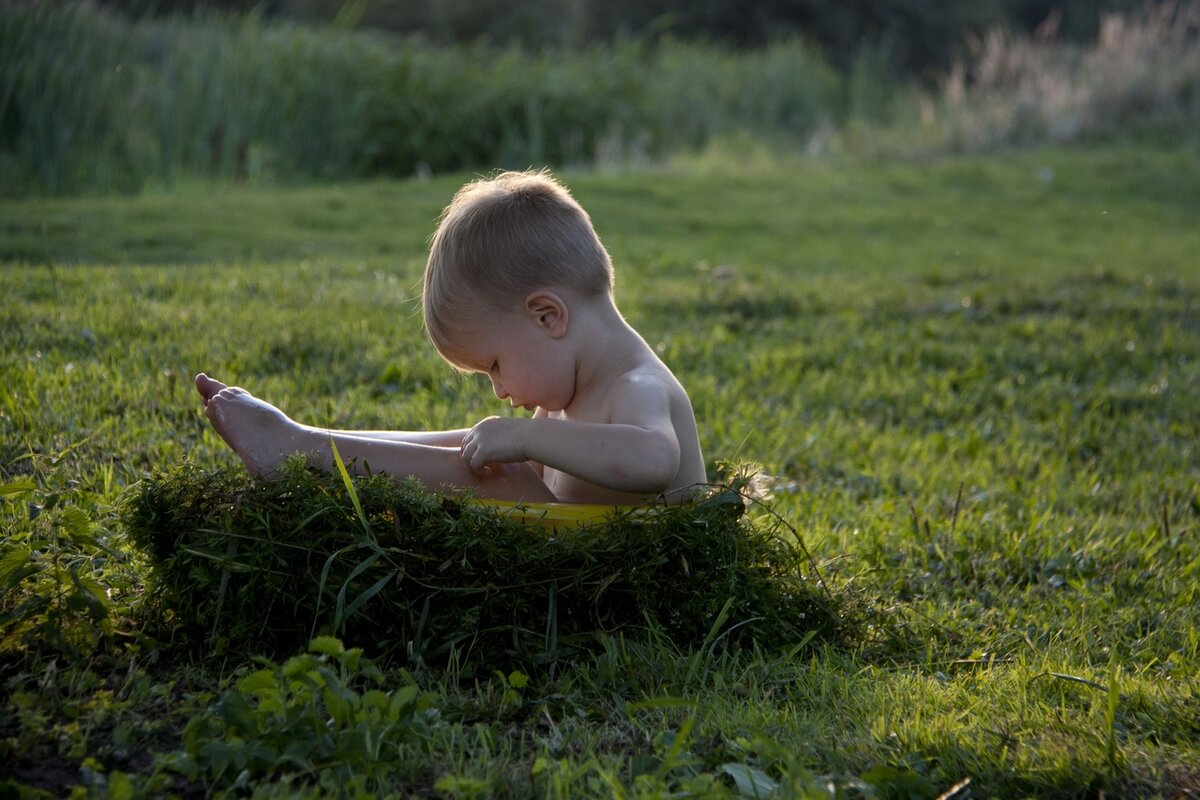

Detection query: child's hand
xmin=461 ymin=416 xmax=529 ymax=475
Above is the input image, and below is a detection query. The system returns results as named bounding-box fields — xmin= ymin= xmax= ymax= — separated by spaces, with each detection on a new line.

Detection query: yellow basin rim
xmin=472 ymin=498 xmax=647 ymax=529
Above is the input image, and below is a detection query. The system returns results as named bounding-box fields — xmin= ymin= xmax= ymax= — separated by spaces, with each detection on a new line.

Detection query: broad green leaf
xmin=323 ymin=684 xmax=351 ymax=725
xmin=720 ymin=763 xmax=780 ymax=798
xmin=218 ymin=692 xmax=258 ymax=737
xmin=0 ymin=480 xmax=36 ymax=500
xmin=0 ymin=545 xmax=32 ymax=586
xmin=389 ymin=684 xmax=419 ymax=718
xmin=308 ymin=635 xmax=345 ymax=656
xmin=340 ymin=646 xmax=363 ymax=671
xmin=362 ymin=689 xmax=390 ymax=712
xmin=282 ymin=653 xmax=320 ymax=678
xmin=236 ymin=669 xmax=278 ymax=694
xmin=107 ymin=771 xmax=134 ymax=800
xmin=59 ymin=506 xmax=95 ymax=544
xmin=73 ymin=573 xmax=111 ymax=613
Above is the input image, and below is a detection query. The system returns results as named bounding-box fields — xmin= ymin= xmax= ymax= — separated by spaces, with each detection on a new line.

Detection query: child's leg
xmin=194 ymin=374 xmax=556 ymax=503
xmin=197 ymin=374 xmax=469 ymax=448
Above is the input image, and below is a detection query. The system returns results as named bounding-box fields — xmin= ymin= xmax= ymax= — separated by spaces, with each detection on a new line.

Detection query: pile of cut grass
xmin=123 ymin=460 xmax=845 ymax=670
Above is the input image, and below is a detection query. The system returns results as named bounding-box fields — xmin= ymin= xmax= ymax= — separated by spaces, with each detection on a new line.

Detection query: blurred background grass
xmin=2 ymin=0 xmax=1197 ymax=197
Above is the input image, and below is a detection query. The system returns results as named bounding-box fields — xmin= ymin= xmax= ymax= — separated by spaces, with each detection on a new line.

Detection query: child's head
xmin=423 ymin=170 xmax=614 ymax=368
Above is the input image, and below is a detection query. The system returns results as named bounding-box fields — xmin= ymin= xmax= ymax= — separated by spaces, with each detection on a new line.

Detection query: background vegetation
xmin=102 ymin=0 xmax=1157 ymax=73
xmin=3 ymin=2 xmax=1197 ymax=195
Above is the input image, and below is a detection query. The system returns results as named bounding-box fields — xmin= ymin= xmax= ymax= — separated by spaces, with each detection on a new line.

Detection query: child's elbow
xmin=630 ymin=435 xmax=680 ymax=493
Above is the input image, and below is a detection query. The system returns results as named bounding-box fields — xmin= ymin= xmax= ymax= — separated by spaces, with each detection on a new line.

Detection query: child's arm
xmin=460 ymin=374 xmax=681 ymax=493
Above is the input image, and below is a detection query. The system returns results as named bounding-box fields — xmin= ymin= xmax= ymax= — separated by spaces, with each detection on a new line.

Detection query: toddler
xmin=196 ymin=170 xmax=705 ymax=504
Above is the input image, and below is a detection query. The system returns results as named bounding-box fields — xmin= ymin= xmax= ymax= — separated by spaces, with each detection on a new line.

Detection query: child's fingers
xmin=460 ymin=433 xmax=487 ymax=475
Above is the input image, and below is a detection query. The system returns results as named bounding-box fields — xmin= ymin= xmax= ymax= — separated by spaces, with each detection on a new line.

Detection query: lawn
xmin=2 ymin=141 xmax=1199 ymax=797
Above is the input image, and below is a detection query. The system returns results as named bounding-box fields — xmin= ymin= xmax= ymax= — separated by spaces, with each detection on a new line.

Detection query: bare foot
xmin=194 ymin=373 xmax=315 ymax=478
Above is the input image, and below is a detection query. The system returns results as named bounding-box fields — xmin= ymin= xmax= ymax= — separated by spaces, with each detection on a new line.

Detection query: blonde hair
xmin=422 ymin=170 xmax=613 ymax=364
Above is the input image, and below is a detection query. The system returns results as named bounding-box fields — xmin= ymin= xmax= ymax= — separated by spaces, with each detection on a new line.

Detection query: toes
xmin=215 ymin=387 xmax=239 ymax=400
xmin=194 ymin=373 xmax=228 ymax=404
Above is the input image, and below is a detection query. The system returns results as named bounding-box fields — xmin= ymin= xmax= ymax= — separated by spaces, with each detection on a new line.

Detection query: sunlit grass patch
xmin=2 ymin=143 xmax=1198 ymax=797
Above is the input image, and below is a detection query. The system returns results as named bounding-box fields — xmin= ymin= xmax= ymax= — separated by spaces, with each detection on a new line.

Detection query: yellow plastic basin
xmin=472 ymin=498 xmax=643 ymax=530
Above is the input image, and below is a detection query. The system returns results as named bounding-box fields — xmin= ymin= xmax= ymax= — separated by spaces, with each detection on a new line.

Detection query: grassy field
xmin=2 ymin=140 xmax=1199 ymax=797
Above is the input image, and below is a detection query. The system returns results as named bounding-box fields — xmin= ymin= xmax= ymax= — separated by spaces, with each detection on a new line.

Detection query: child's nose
xmin=489 ymin=375 xmax=508 ymax=400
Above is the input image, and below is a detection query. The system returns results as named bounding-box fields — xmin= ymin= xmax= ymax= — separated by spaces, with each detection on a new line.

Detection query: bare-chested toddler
xmin=195 ymin=170 xmax=706 ymax=505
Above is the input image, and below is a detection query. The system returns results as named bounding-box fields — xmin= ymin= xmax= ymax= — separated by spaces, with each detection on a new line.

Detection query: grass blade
xmin=330 ymin=436 xmax=370 ymax=537
xmin=337 ymin=572 xmax=393 ymax=631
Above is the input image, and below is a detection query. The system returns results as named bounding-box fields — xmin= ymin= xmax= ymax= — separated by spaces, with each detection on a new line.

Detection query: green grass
xmin=121 ymin=461 xmax=839 ymax=669
xmin=2 ymin=140 xmax=1199 ymax=797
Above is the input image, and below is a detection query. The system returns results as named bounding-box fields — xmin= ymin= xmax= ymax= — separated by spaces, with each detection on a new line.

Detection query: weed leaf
xmin=0 ymin=479 xmax=36 ymax=499
xmin=308 ymin=636 xmax=345 ymax=656
xmin=720 ymin=763 xmax=779 ymax=798
xmin=0 ymin=545 xmax=33 ymax=586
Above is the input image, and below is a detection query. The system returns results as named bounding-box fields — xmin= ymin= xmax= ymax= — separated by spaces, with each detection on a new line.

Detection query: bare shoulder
xmin=610 ymin=360 xmax=685 ymax=400
xmin=606 ymin=359 xmax=694 ymax=424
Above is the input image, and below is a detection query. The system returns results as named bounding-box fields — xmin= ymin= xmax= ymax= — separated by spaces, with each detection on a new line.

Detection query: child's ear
xmin=524 ymin=291 xmax=568 ymax=338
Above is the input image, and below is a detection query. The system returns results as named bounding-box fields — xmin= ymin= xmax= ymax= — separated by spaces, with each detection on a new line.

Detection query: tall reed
xmin=0 ymin=3 xmax=140 ymax=194
xmin=931 ymin=0 xmax=1200 ymax=151
xmin=0 ymin=3 xmax=856 ymax=195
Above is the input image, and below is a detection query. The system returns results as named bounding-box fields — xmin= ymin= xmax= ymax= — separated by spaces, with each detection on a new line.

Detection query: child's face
xmin=449 ymin=304 xmax=577 ymax=413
